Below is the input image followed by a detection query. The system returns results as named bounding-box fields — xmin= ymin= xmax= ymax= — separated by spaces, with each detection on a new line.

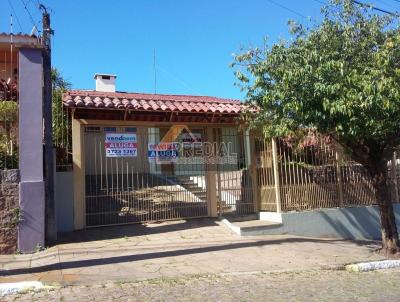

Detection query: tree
xmin=233 ymin=0 xmax=400 ymax=255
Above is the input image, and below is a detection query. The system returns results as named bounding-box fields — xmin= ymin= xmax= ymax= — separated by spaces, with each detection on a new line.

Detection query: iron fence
xmin=256 ymin=136 xmax=399 ymax=212
xmin=53 ymin=88 xmax=72 ymax=171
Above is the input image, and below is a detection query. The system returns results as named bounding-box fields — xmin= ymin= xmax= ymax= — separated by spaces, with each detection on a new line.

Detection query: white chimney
xmin=94 ymin=73 xmax=117 ymax=92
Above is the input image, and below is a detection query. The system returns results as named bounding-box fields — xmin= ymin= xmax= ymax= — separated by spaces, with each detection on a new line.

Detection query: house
xmin=60 ymin=74 xmax=255 ymax=230
xmin=0 ymin=47 xmax=395 ymax=254
xmin=57 ymin=74 xmax=400 ymax=240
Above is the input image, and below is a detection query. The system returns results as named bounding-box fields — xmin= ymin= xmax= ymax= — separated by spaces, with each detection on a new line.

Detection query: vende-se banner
xmin=105 ymin=133 xmax=137 ymax=157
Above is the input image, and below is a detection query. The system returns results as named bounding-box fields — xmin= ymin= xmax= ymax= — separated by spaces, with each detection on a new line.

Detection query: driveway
xmin=0 ymin=218 xmax=383 ymax=285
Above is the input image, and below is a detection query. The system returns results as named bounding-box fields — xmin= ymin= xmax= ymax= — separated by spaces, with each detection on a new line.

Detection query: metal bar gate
xmin=215 ymin=128 xmax=255 ymax=216
xmin=84 ymin=126 xmax=208 ymax=227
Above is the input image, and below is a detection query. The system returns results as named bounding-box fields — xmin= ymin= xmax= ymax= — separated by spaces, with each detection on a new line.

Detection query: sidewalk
xmin=0 ymin=219 xmax=384 ymax=286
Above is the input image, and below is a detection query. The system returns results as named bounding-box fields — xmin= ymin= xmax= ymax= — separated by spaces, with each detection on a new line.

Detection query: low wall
xmin=258 ymin=204 xmax=400 ymax=240
xmin=55 ymin=171 xmax=74 ymax=232
xmin=0 ymin=170 xmax=20 ymax=254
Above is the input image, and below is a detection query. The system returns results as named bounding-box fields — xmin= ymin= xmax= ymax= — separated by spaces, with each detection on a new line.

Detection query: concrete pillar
xmin=18 ymin=48 xmax=45 ymax=252
xmin=271 ymin=138 xmax=282 ymax=213
xmin=72 ymin=117 xmax=85 ymax=230
xmin=205 ymin=127 xmax=218 ymax=217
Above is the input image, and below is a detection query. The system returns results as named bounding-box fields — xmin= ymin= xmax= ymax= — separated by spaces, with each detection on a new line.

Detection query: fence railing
xmin=256 ymin=137 xmax=398 ymax=212
xmin=0 ymin=100 xmax=18 ymax=170
xmin=53 ymin=89 xmax=72 ymax=171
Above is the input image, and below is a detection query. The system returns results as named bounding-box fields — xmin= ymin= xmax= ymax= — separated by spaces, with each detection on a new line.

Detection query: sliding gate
xmin=84 ymin=126 xmax=208 ymax=227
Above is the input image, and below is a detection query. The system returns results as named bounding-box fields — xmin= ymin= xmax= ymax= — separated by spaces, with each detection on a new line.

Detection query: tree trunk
xmin=369 ymin=160 xmax=400 ymax=256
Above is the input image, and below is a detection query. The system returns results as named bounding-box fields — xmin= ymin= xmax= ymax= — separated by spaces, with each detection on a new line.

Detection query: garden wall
xmin=0 ymin=169 xmax=20 ymax=254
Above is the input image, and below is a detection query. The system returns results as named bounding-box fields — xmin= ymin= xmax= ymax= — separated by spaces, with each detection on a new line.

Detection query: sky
xmin=2 ymin=0 xmax=399 ymax=100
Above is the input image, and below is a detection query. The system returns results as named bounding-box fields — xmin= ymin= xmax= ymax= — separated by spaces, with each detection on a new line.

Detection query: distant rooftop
xmin=0 ymin=33 xmax=41 ymax=50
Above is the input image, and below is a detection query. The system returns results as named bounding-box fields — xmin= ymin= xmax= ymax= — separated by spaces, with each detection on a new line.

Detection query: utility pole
xmin=153 ymin=48 xmax=157 ymax=94
xmin=41 ymin=4 xmax=57 ymax=244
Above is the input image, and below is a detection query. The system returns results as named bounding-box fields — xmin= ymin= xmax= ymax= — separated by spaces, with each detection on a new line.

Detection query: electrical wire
xmin=352 ymin=0 xmax=400 ymax=16
xmin=20 ymin=0 xmax=40 ymax=31
xmin=6 ymin=0 xmax=24 ymax=33
xmin=265 ymin=0 xmax=308 ymax=19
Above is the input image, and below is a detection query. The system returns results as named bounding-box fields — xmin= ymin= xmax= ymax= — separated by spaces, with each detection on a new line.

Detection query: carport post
xmin=271 ymin=138 xmax=282 ymax=213
xmin=206 ymin=127 xmax=218 ymax=217
xmin=72 ymin=116 xmax=85 ymax=229
xmin=249 ymin=132 xmax=259 ymax=213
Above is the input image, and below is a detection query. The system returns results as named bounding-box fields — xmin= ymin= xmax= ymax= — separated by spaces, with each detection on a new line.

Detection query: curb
xmin=346 ymin=260 xmax=400 ymax=272
xmin=0 ymin=281 xmax=53 ymax=296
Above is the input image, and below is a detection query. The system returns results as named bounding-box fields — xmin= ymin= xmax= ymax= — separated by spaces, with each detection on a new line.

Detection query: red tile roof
xmin=63 ymin=90 xmax=243 ymax=114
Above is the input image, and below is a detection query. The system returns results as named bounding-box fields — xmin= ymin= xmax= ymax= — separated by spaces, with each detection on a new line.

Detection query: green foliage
xmin=52 ymin=68 xmax=71 ymax=148
xmin=233 ymin=0 xmax=400 ymax=165
xmin=0 ymin=101 xmax=18 ymax=168
xmin=4 ymin=207 xmax=22 ymax=229
xmin=0 ymin=101 xmax=18 ymax=122
xmin=0 ymin=149 xmax=18 ymax=169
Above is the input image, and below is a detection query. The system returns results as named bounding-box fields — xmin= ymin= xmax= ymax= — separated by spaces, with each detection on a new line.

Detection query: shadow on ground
xmin=0 ymin=237 xmax=378 ymax=277
xmin=58 ymin=218 xmax=219 ymax=243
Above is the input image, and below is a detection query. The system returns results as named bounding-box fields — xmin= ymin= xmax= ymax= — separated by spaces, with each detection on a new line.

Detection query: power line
xmin=153 ymin=48 xmax=157 ymax=94
xmin=20 ymin=0 xmax=40 ymax=31
xmin=7 ymin=0 xmax=24 ymax=33
xmin=352 ymin=0 xmax=400 ymax=16
xmin=265 ymin=0 xmax=308 ymax=19
xmin=313 ymin=0 xmax=327 ymax=5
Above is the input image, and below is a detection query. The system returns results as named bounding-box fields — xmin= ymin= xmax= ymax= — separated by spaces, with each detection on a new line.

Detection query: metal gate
xmin=84 ymin=125 xmax=208 ymax=227
xmin=215 ymin=127 xmax=256 ymax=216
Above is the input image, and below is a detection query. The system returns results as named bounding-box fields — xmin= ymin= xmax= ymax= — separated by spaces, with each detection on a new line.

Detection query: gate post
xmin=335 ymin=150 xmax=344 ymax=207
xmin=205 ymin=127 xmax=218 ymax=217
xmin=249 ymin=133 xmax=259 ymax=213
xmin=72 ymin=116 xmax=85 ymax=229
xmin=271 ymin=138 xmax=282 ymax=213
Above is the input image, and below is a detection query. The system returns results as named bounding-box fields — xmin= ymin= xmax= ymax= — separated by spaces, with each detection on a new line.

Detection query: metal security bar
xmin=257 ymin=136 xmax=387 ymax=212
xmin=215 ymin=127 xmax=255 ymax=216
xmin=255 ymin=139 xmax=277 ymax=212
xmin=84 ymin=126 xmax=208 ymax=227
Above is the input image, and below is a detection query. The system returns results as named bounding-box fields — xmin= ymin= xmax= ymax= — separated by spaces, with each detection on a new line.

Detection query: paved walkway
xmin=0 ymin=219 xmax=384 ymax=286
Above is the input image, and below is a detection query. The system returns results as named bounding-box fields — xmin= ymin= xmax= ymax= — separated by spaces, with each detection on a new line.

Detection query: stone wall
xmin=0 ymin=170 xmax=20 ymax=254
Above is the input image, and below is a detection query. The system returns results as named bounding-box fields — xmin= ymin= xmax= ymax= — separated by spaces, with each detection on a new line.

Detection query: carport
xmin=62 ymin=74 xmax=256 ymax=229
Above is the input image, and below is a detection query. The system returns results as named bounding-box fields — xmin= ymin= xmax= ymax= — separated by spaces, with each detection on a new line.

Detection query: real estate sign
xmin=148 ymin=142 xmax=179 ymax=163
xmin=105 ymin=133 xmax=137 ymax=157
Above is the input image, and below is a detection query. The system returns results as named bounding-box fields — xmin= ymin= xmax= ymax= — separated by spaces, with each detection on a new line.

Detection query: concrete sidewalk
xmin=0 ymin=219 xmax=384 ymax=286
